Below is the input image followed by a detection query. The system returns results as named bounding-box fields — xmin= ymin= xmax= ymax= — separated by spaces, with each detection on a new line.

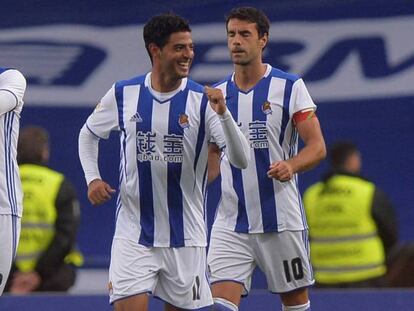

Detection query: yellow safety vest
xmin=303 ymin=175 xmax=386 ymax=284
xmin=16 ymin=164 xmax=83 ymax=272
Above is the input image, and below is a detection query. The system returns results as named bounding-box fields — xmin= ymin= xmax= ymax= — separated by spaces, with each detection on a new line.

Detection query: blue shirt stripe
xmin=193 ymin=96 xmax=207 ymax=172
xmin=226 ymin=81 xmax=249 ymax=232
xmin=135 ymin=86 xmax=155 ymax=246
xmin=279 ymin=79 xmax=293 ymax=152
xmin=167 ymin=89 xmax=188 ymax=247
xmin=114 ymin=83 xmax=126 ymax=226
xmin=252 ymin=76 xmax=278 ymax=232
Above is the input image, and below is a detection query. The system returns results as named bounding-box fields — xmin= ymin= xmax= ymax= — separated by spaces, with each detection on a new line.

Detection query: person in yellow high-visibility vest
xmin=5 ymin=126 xmax=83 ymax=293
xmin=303 ymin=141 xmax=398 ymax=287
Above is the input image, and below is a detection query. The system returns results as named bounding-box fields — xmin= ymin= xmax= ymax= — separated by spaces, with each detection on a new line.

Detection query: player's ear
xmin=259 ymin=33 xmax=268 ymax=50
xmin=148 ymin=43 xmax=161 ymax=60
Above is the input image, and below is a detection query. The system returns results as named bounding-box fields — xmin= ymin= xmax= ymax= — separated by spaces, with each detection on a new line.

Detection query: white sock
xmin=214 ymin=297 xmax=239 ymax=311
xmin=282 ymin=301 xmax=311 ymax=311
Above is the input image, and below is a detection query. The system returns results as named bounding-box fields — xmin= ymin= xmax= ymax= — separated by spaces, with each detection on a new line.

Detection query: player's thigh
xmin=0 ymin=215 xmax=20 ymax=295
xmin=155 ymin=247 xmax=213 ymax=310
xmin=208 ymin=225 xmax=256 ymax=296
xmin=109 ymin=238 xmax=159 ymax=305
xmin=254 ymin=230 xmax=313 ymax=294
xmin=114 ymin=293 xmax=149 ymax=311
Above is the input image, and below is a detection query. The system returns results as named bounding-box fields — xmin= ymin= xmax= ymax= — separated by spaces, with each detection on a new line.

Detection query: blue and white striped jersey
xmin=85 ymin=73 xmax=228 ymax=247
xmin=213 ymin=64 xmax=316 ymax=233
xmin=0 ymin=68 xmax=26 ymax=217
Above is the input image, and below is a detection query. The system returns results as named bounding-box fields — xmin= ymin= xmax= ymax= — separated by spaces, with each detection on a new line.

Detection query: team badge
xmin=178 ymin=113 xmax=190 ymax=129
xmin=262 ymin=101 xmax=272 ymax=115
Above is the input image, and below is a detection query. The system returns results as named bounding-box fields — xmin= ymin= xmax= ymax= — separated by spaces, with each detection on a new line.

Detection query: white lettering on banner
xmin=0 ymin=16 xmax=413 ymax=106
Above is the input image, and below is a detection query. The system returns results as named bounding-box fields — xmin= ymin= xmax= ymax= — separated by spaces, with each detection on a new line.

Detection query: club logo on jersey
xmin=178 ymin=113 xmax=190 ymax=129
xmin=262 ymin=101 xmax=272 ymax=115
xmin=130 ymin=112 xmax=143 ymax=122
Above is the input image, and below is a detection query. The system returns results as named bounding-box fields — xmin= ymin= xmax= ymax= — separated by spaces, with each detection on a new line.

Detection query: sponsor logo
xmin=130 ymin=112 xmax=143 ymax=122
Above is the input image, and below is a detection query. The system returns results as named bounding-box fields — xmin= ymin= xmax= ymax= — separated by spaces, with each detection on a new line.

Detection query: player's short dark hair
xmin=226 ymin=7 xmax=270 ymax=38
xmin=143 ymin=13 xmax=191 ymax=63
xmin=329 ymin=141 xmax=358 ymax=171
xmin=17 ymin=126 xmax=49 ymax=165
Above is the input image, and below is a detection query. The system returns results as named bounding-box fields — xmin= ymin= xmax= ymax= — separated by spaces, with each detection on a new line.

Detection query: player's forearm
xmin=219 ymin=110 xmax=250 ymax=169
xmin=287 ymin=139 xmax=326 ymax=174
xmin=78 ymin=124 xmax=102 ymax=185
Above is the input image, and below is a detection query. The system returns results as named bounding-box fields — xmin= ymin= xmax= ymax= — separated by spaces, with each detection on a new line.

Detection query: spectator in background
xmin=303 ymin=141 xmax=398 ymax=287
xmin=5 ymin=126 xmax=83 ymax=293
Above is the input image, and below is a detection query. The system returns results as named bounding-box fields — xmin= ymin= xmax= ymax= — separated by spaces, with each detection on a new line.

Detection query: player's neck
xmin=234 ymin=62 xmax=267 ymax=92
xmin=151 ymin=71 xmax=182 ymax=93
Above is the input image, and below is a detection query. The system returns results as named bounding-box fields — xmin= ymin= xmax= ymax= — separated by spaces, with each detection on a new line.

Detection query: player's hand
xmin=87 ymin=179 xmax=116 ymax=205
xmin=10 ymin=271 xmax=41 ymax=294
xmin=204 ymin=86 xmax=227 ymax=115
xmin=267 ymin=161 xmax=294 ymax=182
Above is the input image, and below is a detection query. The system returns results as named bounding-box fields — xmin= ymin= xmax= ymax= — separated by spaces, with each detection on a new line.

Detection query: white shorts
xmin=109 ymin=238 xmax=213 ymax=309
xmin=207 ymin=226 xmax=314 ymax=295
xmin=0 ymin=214 xmax=21 ymax=295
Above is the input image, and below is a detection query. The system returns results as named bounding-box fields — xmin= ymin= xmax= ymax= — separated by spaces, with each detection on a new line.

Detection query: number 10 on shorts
xmin=283 ymin=257 xmax=304 ymax=282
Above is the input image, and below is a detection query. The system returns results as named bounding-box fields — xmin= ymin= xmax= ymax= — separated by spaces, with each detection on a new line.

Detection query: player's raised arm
xmin=205 ymin=86 xmax=250 ymax=169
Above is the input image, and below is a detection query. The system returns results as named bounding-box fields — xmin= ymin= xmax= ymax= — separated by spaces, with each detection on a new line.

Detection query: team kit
xmin=2 ymin=7 xmax=326 ymax=311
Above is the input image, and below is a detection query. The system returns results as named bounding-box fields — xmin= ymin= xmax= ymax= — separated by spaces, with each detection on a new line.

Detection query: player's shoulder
xmin=185 ymin=78 xmax=205 ymax=94
xmin=114 ymin=73 xmax=147 ymax=89
xmin=268 ymin=65 xmax=301 ymax=83
xmin=0 ymin=68 xmax=26 ymax=86
xmin=212 ymin=74 xmax=233 ymax=88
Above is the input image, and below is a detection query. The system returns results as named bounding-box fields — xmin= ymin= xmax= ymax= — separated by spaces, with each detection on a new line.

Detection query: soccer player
xmin=0 ymin=67 xmax=27 ymax=295
xmin=78 ymin=13 xmax=249 ymax=311
xmin=207 ymin=7 xmax=326 ymax=311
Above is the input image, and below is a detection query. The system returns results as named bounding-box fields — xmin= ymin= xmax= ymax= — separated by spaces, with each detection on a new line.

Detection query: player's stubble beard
xmin=171 ymin=57 xmax=192 ymax=81
xmin=231 ymin=48 xmax=253 ymax=66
